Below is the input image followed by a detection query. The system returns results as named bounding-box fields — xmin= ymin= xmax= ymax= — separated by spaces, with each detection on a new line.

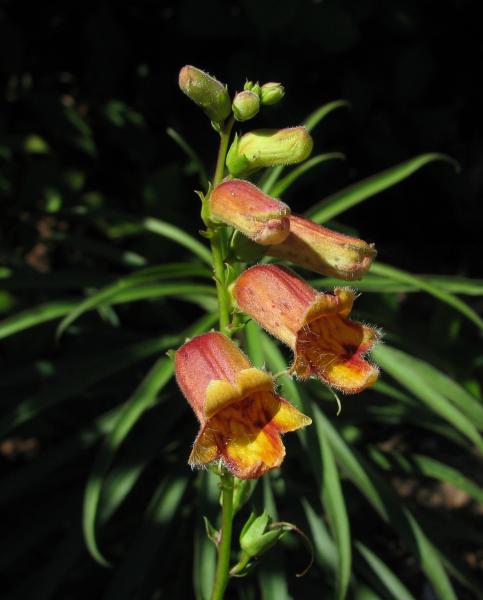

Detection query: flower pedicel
xmin=233 ymin=264 xmax=380 ymax=394
xmin=175 ymin=331 xmax=311 ymax=479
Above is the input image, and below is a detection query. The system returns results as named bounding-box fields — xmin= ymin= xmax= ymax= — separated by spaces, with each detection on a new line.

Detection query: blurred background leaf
xmin=1 ymin=1 xmax=482 ymax=599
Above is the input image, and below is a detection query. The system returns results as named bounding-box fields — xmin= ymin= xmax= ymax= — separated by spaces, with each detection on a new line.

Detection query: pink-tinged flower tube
xmin=175 ymin=331 xmax=311 ymax=479
xmin=210 ymin=179 xmax=290 ymax=245
xmin=267 ymin=215 xmax=376 ymax=280
xmin=233 ymin=265 xmax=380 ymax=394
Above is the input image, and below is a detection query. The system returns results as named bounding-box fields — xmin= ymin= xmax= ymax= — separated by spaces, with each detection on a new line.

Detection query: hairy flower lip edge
xmin=175 ymin=331 xmax=312 ymax=480
xmin=290 ymin=287 xmax=382 ymax=393
xmin=232 ymin=265 xmax=381 ymax=395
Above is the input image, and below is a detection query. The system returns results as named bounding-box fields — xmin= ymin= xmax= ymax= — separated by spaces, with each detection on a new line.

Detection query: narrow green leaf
xmin=373 ymin=345 xmax=483 ymax=449
xmin=305 ymin=395 xmax=458 ymax=599
xmin=384 ymin=348 xmax=483 ymax=429
xmin=0 ymin=299 xmax=78 ymax=340
xmin=260 ymin=99 xmax=349 ymax=193
xmin=314 ymin=405 xmax=352 ymax=600
xmin=306 ymin=153 xmax=459 ymax=223
xmin=420 ymin=274 xmax=483 ymax=296
xmin=304 ymin=100 xmax=351 ymax=133
xmin=57 ymin=275 xmax=215 ymax=338
xmin=244 ymin=320 xmax=266 ymax=368
xmin=98 ymin=402 xmax=184 ymax=524
xmin=0 ymin=312 xmax=216 ymax=437
xmin=142 ymin=216 xmax=211 ymax=264
xmin=404 ymin=510 xmax=457 ymax=600
xmin=257 ymin=476 xmax=289 ymax=600
xmin=369 ymin=448 xmax=483 ymax=505
xmin=167 ymin=127 xmax=209 ymax=189
xmin=193 ymin=471 xmax=218 ymax=600
xmin=103 ymin=474 xmax=189 ymax=600
xmin=355 ymin=542 xmax=416 ymax=600
xmin=302 ymin=498 xmax=337 ymax=572
xmin=270 ymin=153 xmax=345 ymax=198
xmin=260 ymin=334 xmax=301 ymax=410
xmin=312 ymin=273 xmax=483 ymax=295
xmin=83 ymin=358 xmax=173 ymax=566
xmin=370 ymin=262 xmax=483 ymax=331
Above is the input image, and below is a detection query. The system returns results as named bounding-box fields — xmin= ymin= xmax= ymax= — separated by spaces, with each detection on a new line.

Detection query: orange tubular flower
xmin=210 ymin=179 xmax=290 ymax=245
xmin=175 ymin=331 xmax=311 ymax=479
xmin=233 ymin=265 xmax=380 ymax=394
xmin=267 ymin=215 xmax=376 ymax=280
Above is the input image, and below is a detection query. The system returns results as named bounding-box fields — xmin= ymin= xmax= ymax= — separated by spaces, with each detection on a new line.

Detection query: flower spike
xmin=210 ymin=179 xmax=290 ymax=245
xmin=175 ymin=331 xmax=311 ymax=479
xmin=267 ymin=215 xmax=376 ymax=280
xmin=233 ymin=265 xmax=380 ymax=394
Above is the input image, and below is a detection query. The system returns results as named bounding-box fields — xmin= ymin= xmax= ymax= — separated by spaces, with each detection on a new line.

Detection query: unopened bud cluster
xmin=179 ymin=65 xmax=285 ymax=125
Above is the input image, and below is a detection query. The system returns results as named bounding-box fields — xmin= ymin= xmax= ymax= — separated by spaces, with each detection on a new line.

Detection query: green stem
xmin=209 ymin=117 xmax=235 ymax=336
xmin=213 ymin=117 xmax=234 ymax=187
xmin=207 ymin=117 xmax=237 ymax=600
xmin=210 ymin=470 xmax=235 ymax=600
xmin=211 ymin=230 xmax=231 ymax=334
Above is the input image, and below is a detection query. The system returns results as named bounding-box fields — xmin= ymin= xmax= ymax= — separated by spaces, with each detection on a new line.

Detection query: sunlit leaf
xmin=370 ymin=263 xmax=483 ymax=330
xmin=355 ymin=542 xmax=416 ymax=600
xmin=313 ymin=405 xmax=352 ymax=600
xmin=142 ymin=216 xmax=211 ymax=264
xmin=260 ymin=100 xmax=349 ymax=193
xmin=373 ymin=345 xmax=483 ymax=449
xmin=83 ymin=357 xmax=173 ymax=566
xmin=306 ymin=153 xmax=459 ymax=223
xmin=270 ymin=153 xmax=345 ymax=198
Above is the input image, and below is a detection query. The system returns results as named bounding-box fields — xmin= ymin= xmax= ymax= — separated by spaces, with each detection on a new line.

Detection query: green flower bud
xmin=260 ymin=82 xmax=285 ymax=106
xmin=178 ymin=65 xmax=231 ymax=122
xmin=232 ymin=90 xmax=260 ymax=122
xmin=239 ymin=511 xmax=285 ymax=558
xmin=244 ymin=80 xmax=261 ymax=96
xmin=226 ymin=127 xmax=313 ymax=177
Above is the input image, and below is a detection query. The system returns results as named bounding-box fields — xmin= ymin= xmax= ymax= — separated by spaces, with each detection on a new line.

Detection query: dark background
xmin=1 ymin=1 xmax=483 ymax=598
xmin=1 ymin=0 xmax=482 ymax=278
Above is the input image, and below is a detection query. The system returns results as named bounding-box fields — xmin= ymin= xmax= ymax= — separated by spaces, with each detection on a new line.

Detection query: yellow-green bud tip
xmin=260 ymin=82 xmax=285 ymax=106
xmin=232 ymin=90 xmax=260 ymax=122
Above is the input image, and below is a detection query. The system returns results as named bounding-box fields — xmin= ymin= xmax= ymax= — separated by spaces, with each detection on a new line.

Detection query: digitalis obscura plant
xmin=177 ymin=65 xmax=380 ymax=600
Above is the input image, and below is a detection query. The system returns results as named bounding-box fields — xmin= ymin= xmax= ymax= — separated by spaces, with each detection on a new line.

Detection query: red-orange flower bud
xmin=233 ymin=265 xmax=380 ymax=394
xmin=267 ymin=215 xmax=376 ymax=280
xmin=210 ymin=179 xmax=290 ymax=245
xmin=175 ymin=331 xmax=311 ymax=479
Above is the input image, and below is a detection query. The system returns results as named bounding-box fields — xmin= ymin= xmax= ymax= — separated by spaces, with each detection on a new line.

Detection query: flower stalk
xmin=210 ymin=116 xmax=234 ymax=335
xmin=210 ymin=469 xmax=235 ymax=600
xmin=208 ymin=116 xmax=236 ymax=598
xmin=176 ymin=64 xmax=381 ymax=600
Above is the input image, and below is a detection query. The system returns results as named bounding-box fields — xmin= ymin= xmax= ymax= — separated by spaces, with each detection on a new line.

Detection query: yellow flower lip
xmin=204 ymin=368 xmax=273 ymax=419
xmin=233 ymin=265 xmax=381 ymax=394
xmin=175 ymin=331 xmax=311 ymax=480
